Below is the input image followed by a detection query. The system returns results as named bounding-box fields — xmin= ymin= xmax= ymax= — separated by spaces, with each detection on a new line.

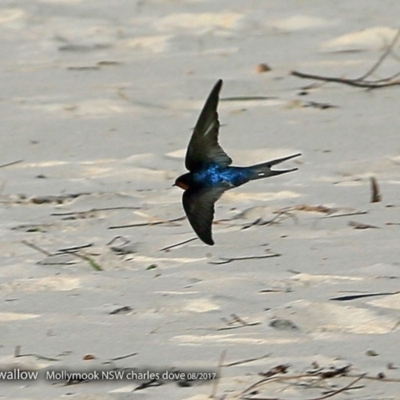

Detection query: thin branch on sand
xmin=159 ymin=237 xmax=198 ymax=251
xmin=0 ymin=160 xmax=23 ymax=169
xmin=219 ymin=313 xmax=261 ymax=331
xmin=62 ymin=251 xmax=103 ymax=271
xmin=370 ymin=176 xmax=382 ymax=203
xmin=291 ymin=70 xmax=400 ymax=89
xmin=330 ymin=291 xmax=400 ymax=301
xmin=308 ymin=374 xmax=366 ymax=400
xmin=14 ymin=345 xmax=60 ymax=362
xmin=209 ymin=253 xmax=280 ymax=265
xmin=58 ymin=243 xmax=93 ymax=252
xmin=21 ymin=240 xmax=52 ymax=256
xmin=223 ymin=354 xmax=271 ymax=368
xmin=107 ymin=352 xmax=138 ymax=362
xmin=22 ymin=240 xmax=102 ymax=271
xmin=51 ymin=206 xmax=141 ymax=218
xmin=109 ymin=216 xmax=185 ymax=229
xmin=241 ymin=211 xmax=294 ymax=230
xmin=292 ymin=29 xmax=400 ymax=89
xmin=237 ymin=371 xmax=364 ymax=400
xmin=323 ymin=211 xmax=368 ymax=218
xmin=210 ymin=349 xmax=227 ymax=399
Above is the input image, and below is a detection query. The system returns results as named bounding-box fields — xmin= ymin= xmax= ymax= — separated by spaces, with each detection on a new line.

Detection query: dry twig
xmin=22 ymin=240 xmax=102 ymax=271
xmin=224 ymin=354 xmax=270 ymax=368
xmin=219 ymin=314 xmax=261 ymax=331
xmin=370 ymin=176 xmax=382 ymax=203
xmin=109 ymin=216 xmax=185 ymax=229
xmin=21 ymin=240 xmax=52 ymax=256
xmin=209 ymin=253 xmax=280 ymax=265
xmin=51 ymin=206 xmax=140 ymax=218
xmin=159 ymin=237 xmax=198 ymax=251
xmin=292 ymin=29 xmax=400 ymax=89
xmin=0 ymin=160 xmax=23 ymax=169
xmin=237 ymin=372 xmax=364 ymax=400
xmin=210 ymin=349 xmax=227 ymax=399
xmin=330 ymin=291 xmax=400 ymax=301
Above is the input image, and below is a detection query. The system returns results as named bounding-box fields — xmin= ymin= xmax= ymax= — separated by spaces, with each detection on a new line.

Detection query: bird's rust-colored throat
xmin=174 ymin=181 xmax=189 ymax=190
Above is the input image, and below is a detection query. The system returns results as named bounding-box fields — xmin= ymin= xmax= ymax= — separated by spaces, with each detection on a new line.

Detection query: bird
xmin=174 ymin=79 xmax=301 ymax=245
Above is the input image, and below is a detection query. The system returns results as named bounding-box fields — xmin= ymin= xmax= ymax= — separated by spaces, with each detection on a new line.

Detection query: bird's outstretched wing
xmin=182 ymin=185 xmax=228 ymax=245
xmin=185 ymin=79 xmax=232 ymax=172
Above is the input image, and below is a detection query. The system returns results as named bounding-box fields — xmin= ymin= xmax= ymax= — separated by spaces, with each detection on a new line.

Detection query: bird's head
xmin=173 ymin=173 xmax=191 ymax=190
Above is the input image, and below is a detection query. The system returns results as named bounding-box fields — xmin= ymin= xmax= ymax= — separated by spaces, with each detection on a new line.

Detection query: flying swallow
xmin=175 ymin=79 xmax=300 ymax=245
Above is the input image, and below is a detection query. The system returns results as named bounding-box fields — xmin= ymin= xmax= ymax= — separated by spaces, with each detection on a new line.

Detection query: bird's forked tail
xmin=249 ymin=153 xmax=301 ymax=180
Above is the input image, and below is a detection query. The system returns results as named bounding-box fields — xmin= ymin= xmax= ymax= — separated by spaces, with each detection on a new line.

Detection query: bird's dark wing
xmin=185 ymin=79 xmax=232 ymax=172
xmin=182 ymin=185 xmax=228 ymax=245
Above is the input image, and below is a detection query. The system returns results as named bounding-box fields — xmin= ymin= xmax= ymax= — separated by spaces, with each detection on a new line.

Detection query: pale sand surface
xmin=1 ymin=1 xmax=400 ymax=398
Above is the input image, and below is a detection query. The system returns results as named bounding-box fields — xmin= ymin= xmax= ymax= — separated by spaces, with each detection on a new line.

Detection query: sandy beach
xmin=0 ymin=1 xmax=400 ymax=398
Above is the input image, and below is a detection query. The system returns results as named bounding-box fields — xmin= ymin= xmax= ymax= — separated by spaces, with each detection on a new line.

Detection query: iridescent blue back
xmin=192 ymin=165 xmax=252 ymax=188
